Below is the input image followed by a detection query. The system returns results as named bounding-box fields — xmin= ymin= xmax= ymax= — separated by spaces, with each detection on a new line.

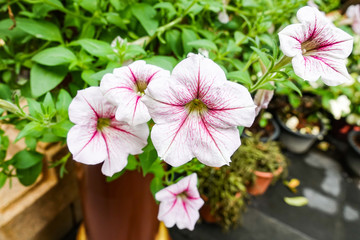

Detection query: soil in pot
xmin=243 ymin=115 xmax=280 ymax=142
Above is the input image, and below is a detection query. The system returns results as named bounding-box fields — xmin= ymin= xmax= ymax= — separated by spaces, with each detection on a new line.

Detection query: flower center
xmin=97 ymin=118 xmax=110 ymax=131
xmin=301 ymin=40 xmax=318 ymax=55
xmin=178 ymin=191 xmax=188 ymax=200
xmin=185 ymin=98 xmax=208 ymax=115
xmin=135 ymin=81 xmax=148 ymax=96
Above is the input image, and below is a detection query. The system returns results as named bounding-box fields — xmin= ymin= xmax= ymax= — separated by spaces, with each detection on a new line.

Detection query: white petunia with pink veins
xmin=279 ymin=6 xmax=353 ymax=86
xmin=100 ymin=60 xmax=170 ymax=126
xmin=67 ymin=87 xmax=149 ymax=177
xmin=155 ymin=173 xmax=204 ymax=231
xmin=142 ymin=53 xmax=256 ymax=168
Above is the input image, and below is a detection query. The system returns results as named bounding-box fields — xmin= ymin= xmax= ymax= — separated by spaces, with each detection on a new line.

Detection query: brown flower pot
xmin=247 ymin=167 xmax=283 ymax=196
xmin=199 ymin=195 xmax=217 ymax=223
xmin=76 ymin=163 xmax=159 ymax=240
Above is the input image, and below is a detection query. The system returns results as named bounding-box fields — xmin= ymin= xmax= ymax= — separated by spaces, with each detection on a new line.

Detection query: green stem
xmin=250 ymin=55 xmax=292 ymax=93
xmin=146 ymin=0 xmax=198 ymax=46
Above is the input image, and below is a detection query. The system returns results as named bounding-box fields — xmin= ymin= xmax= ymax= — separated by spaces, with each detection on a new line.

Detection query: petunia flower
xmin=100 ymin=60 xmax=170 ymax=125
xmin=279 ymin=6 xmax=353 ymax=86
xmin=346 ymin=5 xmax=360 ymax=35
xmin=142 ymin=53 xmax=256 ymax=167
xmin=254 ymin=88 xmax=274 ymax=116
xmin=155 ymin=173 xmax=204 ymax=231
xmin=67 ymin=87 xmax=149 ymax=177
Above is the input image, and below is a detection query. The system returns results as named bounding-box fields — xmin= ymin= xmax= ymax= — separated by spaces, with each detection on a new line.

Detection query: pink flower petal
xmin=171 ymin=54 xmax=227 ymax=101
xmin=202 ymin=81 xmax=256 ymax=128
xmin=279 ymin=6 xmax=353 ymax=86
xmin=100 ymin=60 xmax=170 ymax=125
xmin=292 ymin=54 xmax=351 ymax=86
xmin=67 ymin=125 xmax=107 ymax=165
xmin=68 ymin=87 xmax=116 ymax=125
xmin=155 ymin=173 xmax=204 ymax=231
xmin=67 ymin=87 xmax=149 ymax=177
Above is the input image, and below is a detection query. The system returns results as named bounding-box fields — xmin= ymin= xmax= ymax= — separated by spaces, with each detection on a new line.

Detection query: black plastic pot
xmin=346 ymin=130 xmax=360 ymax=177
xmin=275 ymin=114 xmax=326 ymax=154
xmin=242 ymin=118 xmax=281 ymax=142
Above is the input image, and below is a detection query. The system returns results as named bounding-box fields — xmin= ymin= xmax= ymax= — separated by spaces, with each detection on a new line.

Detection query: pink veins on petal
xmin=279 ymin=6 xmax=353 ymax=86
xmin=155 ymin=173 xmax=204 ymax=231
xmin=67 ymin=87 xmax=149 ymax=177
xmin=100 ymin=60 xmax=170 ymax=125
xmin=142 ymin=53 xmax=256 ymax=168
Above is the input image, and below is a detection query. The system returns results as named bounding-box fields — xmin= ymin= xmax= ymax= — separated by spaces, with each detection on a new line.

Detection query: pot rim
xmin=274 ymin=113 xmax=326 ymax=139
xmin=254 ymin=166 xmax=283 ymax=178
xmin=348 ymin=130 xmax=360 ymax=156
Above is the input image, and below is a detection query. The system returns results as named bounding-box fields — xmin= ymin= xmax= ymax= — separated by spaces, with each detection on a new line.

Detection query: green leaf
xmin=43 ymin=92 xmax=56 ymax=117
xmin=154 ymin=2 xmax=176 ymax=19
xmin=52 ymin=120 xmax=73 ymax=138
xmin=284 ymin=196 xmax=308 ymax=207
xmin=279 ymin=80 xmax=302 ymax=96
xmin=250 ymin=46 xmax=270 ymax=68
xmin=0 ymin=84 xmax=12 ymax=100
xmin=106 ymin=170 xmax=125 ymax=182
xmin=17 ymin=161 xmax=43 ymax=186
xmin=0 ymin=172 xmax=7 ymax=189
xmin=227 ymin=71 xmax=252 ymax=86
xmin=25 ymin=137 xmax=37 ymax=150
xmin=81 ymin=69 xmax=98 ymax=86
xmin=26 ymin=98 xmax=43 ymax=119
xmin=259 ymin=82 xmax=276 ymax=90
xmin=15 ymin=121 xmax=43 ymax=142
xmin=74 ymin=39 xmax=113 ymax=57
xmin=187 ymin=39 xmax=218 ymax=51
xmin=79 ymin=0 xmax=98 ymax=12
xmin=12 ymin=150 xmax=43 ymax=169
xmin=182 ymin=28 xmax=198 ymax=54
xmin=131 ymin=3 xmax=159 ymax=36
xmin=145 ymin=56 xmax=177 ymax=71
xmin=30 ymin=64 xmax=68 ymax=98
xmin=125 ymin=155 xmax=138 ymax=171
xmin=32 ymin=46 xmax=76 ymax=66
xmin=16 ymin=18 xmax=62 ymax=42
xmin=139 ymin=144 xmax=158 ymax=176
xmin=165 ymin=29 xmax=182 ymax=58
xmin=150 ymin=177 xmax=163 ymax=197
xmin=56 ymin=89 xmax=72 ymax=118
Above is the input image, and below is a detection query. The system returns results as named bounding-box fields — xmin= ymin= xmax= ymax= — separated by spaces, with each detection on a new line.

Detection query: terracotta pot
xmin=76 ymin=164 xmax=159 ymax=240
xmin=199 ymin=195 xmax=217 ymax=223
xmin=247 ymin=166 xmax=283 ymax=196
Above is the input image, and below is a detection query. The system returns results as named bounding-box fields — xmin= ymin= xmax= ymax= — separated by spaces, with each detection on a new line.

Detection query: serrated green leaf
xmin=32 ymin=46 xmax=76 ymax=66
xmin=30 ymin=64 xmax=68 ymax=98
xmin=131 ymin=3 xmax=159 ymax=36
xmin=74 ymin=39 xmax=113 ymax=57
xmin=12 ymin=150 xmax=43 ymax=169
xmin=284 ymin=196 xmax=308 ymax=207
xmin=16 ymin=18 xmax=62 ymax=42
xmin=188 ymin=39 xmax=218 ymax=51
xmin=17 ymin=161 xmax=42 ymax=186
